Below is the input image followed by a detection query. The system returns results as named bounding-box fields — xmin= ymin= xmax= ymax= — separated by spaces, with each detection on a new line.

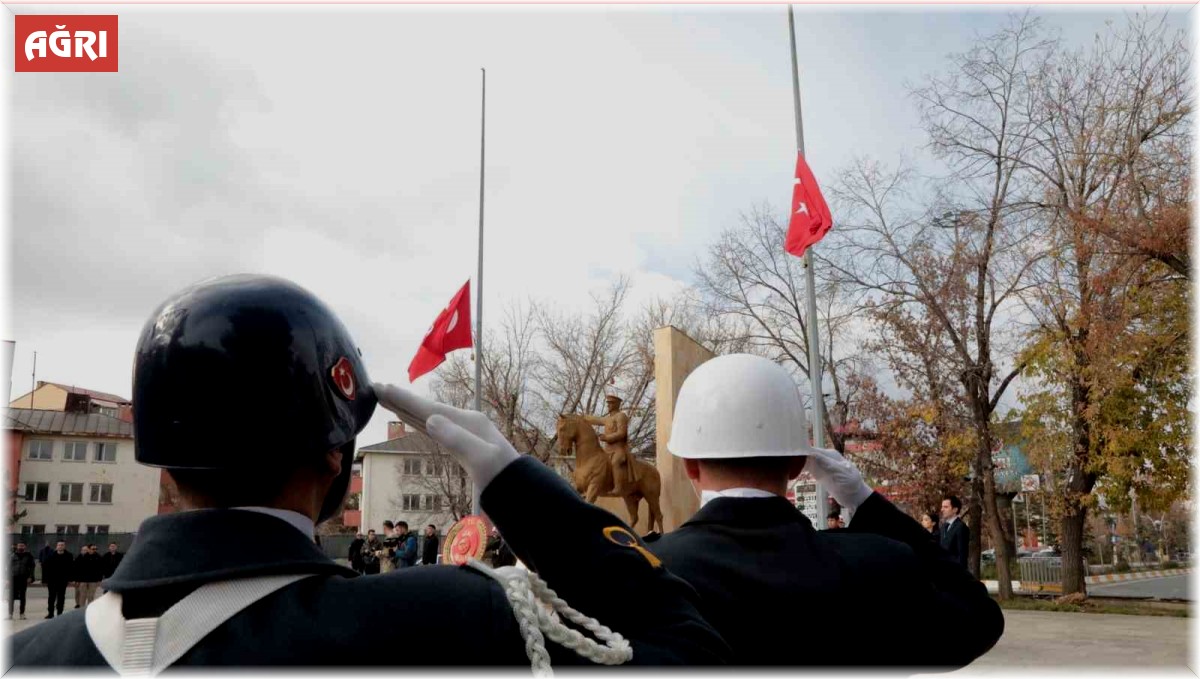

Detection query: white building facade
xmin=358 ymin=423 xmax=465 ymax=536
xmin=8 ymin=409 xmax=158 ymax=540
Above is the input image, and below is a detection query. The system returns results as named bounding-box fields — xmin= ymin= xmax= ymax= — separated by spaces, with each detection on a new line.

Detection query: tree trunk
xmin=997 ymin=493 xmax=1018 ymax=558
xmin=1061 ymin=499 xmax=1089 ymax=595
xmin=967 ymin=474 xmax=984 ymax=579
xmin=980 ymin=450 xmax=1013 ymax=599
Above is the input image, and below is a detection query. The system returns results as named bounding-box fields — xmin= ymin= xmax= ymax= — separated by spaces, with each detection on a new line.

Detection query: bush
xmin=1162 ymin=561 xmax=1179 ymax=570
xmin=1115 ymin=561 xmax=1132 ymax=573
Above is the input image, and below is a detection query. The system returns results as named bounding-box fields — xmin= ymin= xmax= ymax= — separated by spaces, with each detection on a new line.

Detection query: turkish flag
xmin=408 ymin=280 xmax=473 ymax=382
xmin=785 ymin=151 xmax=833 ymax=258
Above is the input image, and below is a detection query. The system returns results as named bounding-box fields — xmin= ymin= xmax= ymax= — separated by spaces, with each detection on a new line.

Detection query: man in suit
xmin=100 ymin=543 xmax=124 ymax=580
xmin=39 ymin=541 xmax=73 ymax=619
xmin=9 ymin=274 xmax=727 ymax=670
xmin=421 ymin=525 xmax=439 ymax=565
xmin=646 ymin=354 xmax=1004 ymax=668
xmin=940 ymin=495 xmax=970 ymax=568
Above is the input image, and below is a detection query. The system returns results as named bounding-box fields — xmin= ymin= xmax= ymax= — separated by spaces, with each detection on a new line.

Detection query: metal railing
xmin=1018 ymin=556 xmax=1064 ymax=594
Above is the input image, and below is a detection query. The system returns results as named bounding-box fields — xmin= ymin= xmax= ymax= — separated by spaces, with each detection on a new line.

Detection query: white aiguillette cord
xmin=465 ymin=558 xmax=633 ymax=676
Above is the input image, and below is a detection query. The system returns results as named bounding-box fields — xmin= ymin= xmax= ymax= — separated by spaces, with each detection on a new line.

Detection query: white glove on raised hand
xmin=804 ymin=446 xmax=874 ymax=512
xmin=373 ymin=383 xmax=519 ymax=511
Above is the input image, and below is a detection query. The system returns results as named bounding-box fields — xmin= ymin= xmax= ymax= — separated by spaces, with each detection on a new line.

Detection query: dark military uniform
xmin=647 ymin=492 xmax=1004 ymax=667
xmin=8 ymin=457 xmax=730 ymax=668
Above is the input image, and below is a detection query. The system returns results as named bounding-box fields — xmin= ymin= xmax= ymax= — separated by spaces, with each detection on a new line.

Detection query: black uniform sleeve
xmin=848 ymin=493 xmax=1004 ymax=666
xmin=957 ymin=523 xmax=971 ymax=568
xmin=480 ymin=457 xmax=730 ymax=665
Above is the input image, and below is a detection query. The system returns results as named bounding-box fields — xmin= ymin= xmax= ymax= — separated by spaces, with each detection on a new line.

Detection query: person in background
xmin=361 ymin=529 xmax=382 ymax=575
xmin=8 ymin=542 xmax=36 ymax=620
xmin=100 ymin=542 xmax=124 ymax=580
xmin=40 ymin=541 xmax=73 ymax=619
xmin=826 ymin=510 xmax=845 ymax=530
xmin=75 ymin=544 xmax=104 ymax=608
xmin=394 ymin=521 xmax=418 ymax=568
xmin=920 ymin=511 xmax=939 ymax=539
xmin=348 ymin=532 xmax=365 ymax=574
xmin=421 ymin=525 xmax=439 ymax=565
xmin=379 ymin=520 xmax=397 ymax=573
xmin=940 ymin=496 xmax=970 ymax=569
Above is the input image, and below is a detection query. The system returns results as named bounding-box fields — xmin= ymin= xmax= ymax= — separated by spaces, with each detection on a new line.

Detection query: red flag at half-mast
xmin=785 ymin=151 xmax=833 ymax=258
xmin=408 ymin=280 xmax=473 ymax=382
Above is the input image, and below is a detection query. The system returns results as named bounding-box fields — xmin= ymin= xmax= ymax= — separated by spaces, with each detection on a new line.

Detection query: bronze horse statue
xmin=557 ymin=414 xmax=664 ymax=535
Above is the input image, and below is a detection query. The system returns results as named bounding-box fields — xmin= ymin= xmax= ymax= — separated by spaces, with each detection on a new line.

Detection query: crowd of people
xmin=347 ymin=521 xmax=439 ymax=574
xmin=6 ymin=541 xmax=124 ymax=620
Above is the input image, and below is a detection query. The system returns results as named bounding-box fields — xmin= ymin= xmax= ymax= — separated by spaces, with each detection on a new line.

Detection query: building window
xmin=94 ymin=442 xmax=117 ymax=462
xmin=426 ymin=459 xmax=445 ymax=476
xmin=22 ymin=482 xmax=49 ymax=503
xmin=97 ymin=406 xmax=117 ymax=418
xmin=27 ymin=440 xmax=53 ymax=460
xmin=54 ymin=525 xmax=80 ymax=536
xmin=89 ymin=483 xmax=114 ymax=504
xmin=402 ymin=494 xmax=421 ymax=511
xmin=59 ymin=483 xmax=84 ymax=504
xmin=19 ymin=525 xmax=45 ymax=539
xmin=85 ymin=525 xmax=110 ymax=536
xmin=423 ymin=494 xmax=437 ymax=511
xmin=63 ymin=441 xmax=88 ymax=462
xmin=402 ymin=458 xmax=422 ymax=476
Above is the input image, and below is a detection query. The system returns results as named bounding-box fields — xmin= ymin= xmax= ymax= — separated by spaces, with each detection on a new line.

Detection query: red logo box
xmin=16 ymin=15 xmax=118 ymax=72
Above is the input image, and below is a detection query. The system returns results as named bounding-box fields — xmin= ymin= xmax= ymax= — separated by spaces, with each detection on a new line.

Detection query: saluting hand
xmin=373 ymin=383 xmax=519 ymax=514
xmin=804 ymin=447 xmax=874 ymax=512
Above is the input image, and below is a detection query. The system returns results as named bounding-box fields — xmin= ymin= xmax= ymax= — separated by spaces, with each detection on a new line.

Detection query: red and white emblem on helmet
xmin=330 ymin=357 xmax=357 ymax=401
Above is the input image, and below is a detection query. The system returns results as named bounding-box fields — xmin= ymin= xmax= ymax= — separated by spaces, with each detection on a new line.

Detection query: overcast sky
xmin=4 ymin=4 xmax=1192 ymax=449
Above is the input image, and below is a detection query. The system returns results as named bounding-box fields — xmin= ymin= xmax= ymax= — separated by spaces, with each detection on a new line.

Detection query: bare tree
xmin=693 ymin=205 xmax=872 ymax=456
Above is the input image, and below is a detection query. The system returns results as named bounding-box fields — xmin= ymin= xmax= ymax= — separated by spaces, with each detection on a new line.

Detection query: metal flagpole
xmin=474 ymin=68 xmax=486 ymax=414
xmin=787 ymin=5 xmax=831 ymax=524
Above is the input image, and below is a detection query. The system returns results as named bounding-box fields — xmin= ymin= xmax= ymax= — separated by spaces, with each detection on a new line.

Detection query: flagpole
xmin=787 ymin=5 xmax=831 ymax=523
xmin=474 ymin=68 xmax=485 ymax=414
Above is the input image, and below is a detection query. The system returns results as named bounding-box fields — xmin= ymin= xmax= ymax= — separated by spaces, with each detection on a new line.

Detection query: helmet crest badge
xmin=331 ymin=357 xmax=357 ymax=400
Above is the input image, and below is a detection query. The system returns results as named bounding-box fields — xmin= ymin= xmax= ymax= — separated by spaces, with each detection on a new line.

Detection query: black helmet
xmin=133 ymin=275 xmax=376 ymax=518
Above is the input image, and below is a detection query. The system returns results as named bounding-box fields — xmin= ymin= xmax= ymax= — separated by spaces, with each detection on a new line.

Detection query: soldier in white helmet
xmin=645 ymin=353 xmax=1003 ymax=668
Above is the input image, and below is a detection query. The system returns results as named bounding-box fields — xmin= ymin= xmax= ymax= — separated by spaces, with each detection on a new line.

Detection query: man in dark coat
xmin=100 ymin=543 xmax=124 ymax=580
xmin=421 ymin=525 xmax=439 ymax=565
xmin=39 ymin=541 xmax=73 ymax=619
xmin=74 ymin=544 xmax=104 ymax=608
xmin=8 ymin=543 xmax=36 ymax=619
xmin=8 ymin=275 xmax=728 ymax=670
xmin=360 ymin=530 xmax=382 ymax=575
xmin=645 ymin=354 xmax=1003 ymax=668
xmin=347 ymin=533 xmax=365 ymax=573
xmin=941 ymin=495 xmax=971 ymax=569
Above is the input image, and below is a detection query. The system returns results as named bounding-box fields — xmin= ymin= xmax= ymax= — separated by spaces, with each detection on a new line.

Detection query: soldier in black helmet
xmin=8 ymin=274 xmax=728 ymax=670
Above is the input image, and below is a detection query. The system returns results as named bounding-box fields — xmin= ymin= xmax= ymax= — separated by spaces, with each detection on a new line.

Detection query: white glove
xmin=373 ymin=383 xmax=519 ymax=514
xmin=805 ymin=446 xmax=874 ymax=511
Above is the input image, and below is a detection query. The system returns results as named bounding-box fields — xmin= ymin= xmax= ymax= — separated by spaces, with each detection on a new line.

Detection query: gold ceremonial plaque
xmin=442 ymin=515 xmax=488 ymax=566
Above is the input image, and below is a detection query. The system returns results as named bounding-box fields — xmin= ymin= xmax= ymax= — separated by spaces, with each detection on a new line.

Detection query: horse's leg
xmin=645 ymin=470 xmax=665 ymax=534
xmin=584 ymin=478 xmax=603 ymax=504
xmin=622 ymin=494 xmax=641 ymax=533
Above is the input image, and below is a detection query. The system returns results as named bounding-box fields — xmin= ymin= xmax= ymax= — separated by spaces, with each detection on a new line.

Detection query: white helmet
xmin=667 ymin=353 xmax=813 ymax=459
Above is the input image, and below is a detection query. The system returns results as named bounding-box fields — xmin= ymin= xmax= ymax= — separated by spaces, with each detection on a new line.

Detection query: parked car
xmin=981 ymin=549 xmax=995 ymax=562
